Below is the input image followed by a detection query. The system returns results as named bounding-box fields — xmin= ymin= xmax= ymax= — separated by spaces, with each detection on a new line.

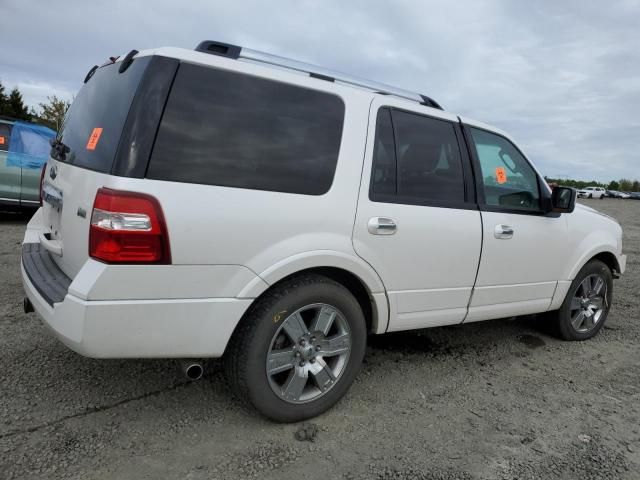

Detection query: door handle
xmin=494 ymin=224 xmax=514 ymax=239
xmin=368 ymin=217 xmax=397 ymax=235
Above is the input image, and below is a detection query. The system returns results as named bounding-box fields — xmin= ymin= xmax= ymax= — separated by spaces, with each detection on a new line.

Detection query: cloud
xmin=1 ymin=0 xmax=638 ymax=181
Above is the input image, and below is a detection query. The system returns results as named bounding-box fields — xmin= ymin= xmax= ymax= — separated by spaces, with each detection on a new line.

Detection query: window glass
xmin=370 ymin=108 xmax=396 ymax=196
xmin=0 ymin=124 xmax=10 ymax=151
xmin=470 ymin=128 xmax=540 ymax=210
xmin=392 ymin=110 xmax=465 ymax=203
xmin=58 ymin=57 xmax=151 ymax=173
xmin=148 ymin=64 xmax=345 ymax=195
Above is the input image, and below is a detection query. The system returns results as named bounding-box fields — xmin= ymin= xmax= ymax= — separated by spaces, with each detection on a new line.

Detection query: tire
xmin=224 ymin=273 xmax=367 ymax=422
xmin=552 ymin=259 xmax=613 ymax=341
xmin=588 ymin=194 xmax=592 ymax=198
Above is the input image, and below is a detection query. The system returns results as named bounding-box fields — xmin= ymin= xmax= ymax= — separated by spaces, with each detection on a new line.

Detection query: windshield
xmin=57 ymin=56 xmax=151 ymax=173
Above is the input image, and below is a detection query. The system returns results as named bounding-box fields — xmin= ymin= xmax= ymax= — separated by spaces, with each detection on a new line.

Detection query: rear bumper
xmin=21 ymin=262 xmax=252 ymax=358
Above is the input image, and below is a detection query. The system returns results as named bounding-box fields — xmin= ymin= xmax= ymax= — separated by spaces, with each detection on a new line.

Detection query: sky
xmin=1 ymin=0 xmax=638 ymax=182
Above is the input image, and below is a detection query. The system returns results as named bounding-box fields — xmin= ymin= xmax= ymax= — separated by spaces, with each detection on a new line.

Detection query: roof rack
xmin=195 ymin=40 xmax=443 ymax=110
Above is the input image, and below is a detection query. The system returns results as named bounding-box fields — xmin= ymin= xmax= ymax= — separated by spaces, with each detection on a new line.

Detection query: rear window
xmin=147 ymin=63 xmax=345 ymax=195
xmin=57 ymin=57 xmax=151 ymax=173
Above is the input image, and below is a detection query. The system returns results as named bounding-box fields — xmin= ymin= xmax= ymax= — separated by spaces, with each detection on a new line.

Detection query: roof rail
xmin=195 ymin=40 xmax=443 ymax=110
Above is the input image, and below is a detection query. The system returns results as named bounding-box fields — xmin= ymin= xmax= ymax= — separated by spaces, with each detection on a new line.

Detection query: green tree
xmin=2 ymin=87 xmax=31 ymax=121
xmin=32 ymin=95 xmax=70 ymax=132
xmin=618 ymin=178 xmax=633 ymax=192
xmin=608 ymin=180 xmax=620 ymax=190
xmin=0 ymin=81 xmax=7 ymax=114
xmin=632 ymin=180 xmax=640 ymax=192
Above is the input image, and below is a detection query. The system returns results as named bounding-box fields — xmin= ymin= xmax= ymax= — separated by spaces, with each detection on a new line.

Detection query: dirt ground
xmin=1 ymin=198 xmax=638 ymax=480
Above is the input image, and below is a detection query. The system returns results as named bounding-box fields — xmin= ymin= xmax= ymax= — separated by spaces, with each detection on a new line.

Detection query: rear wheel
xmin=224 ymin=274 xmax=367 ymax=422
xmin=552 ymin=259 xmax=613 ymax=341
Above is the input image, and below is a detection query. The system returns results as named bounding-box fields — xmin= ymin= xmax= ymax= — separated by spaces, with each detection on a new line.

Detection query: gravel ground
xmin=1 ymin=198 xmax=639 ymax=480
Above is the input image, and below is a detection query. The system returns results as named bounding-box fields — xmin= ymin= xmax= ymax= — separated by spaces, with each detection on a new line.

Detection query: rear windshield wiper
xmin=50 ymin=138 xmax=70 ymax=161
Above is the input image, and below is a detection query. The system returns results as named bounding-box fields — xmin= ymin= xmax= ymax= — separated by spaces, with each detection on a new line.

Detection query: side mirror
xmin=551 ymin=186 xmax=576 ymax=213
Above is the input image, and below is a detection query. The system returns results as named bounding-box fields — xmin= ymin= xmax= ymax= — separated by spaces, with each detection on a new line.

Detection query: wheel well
xmin=592 ymin=252 xmax=620 ymax=277
xmin=269 ymin=267 xmax=375 ymax=333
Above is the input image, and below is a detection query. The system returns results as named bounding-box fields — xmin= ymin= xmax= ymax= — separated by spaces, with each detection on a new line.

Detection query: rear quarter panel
xmin=107 ymin=77 xmax=374 ymax=284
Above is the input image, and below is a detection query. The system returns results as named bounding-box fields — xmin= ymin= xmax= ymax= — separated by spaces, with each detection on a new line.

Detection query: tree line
xmin=0 ymin=80 xmax=70 ymax=132
xmin=545 ymin=177 xmax=640 ymax=192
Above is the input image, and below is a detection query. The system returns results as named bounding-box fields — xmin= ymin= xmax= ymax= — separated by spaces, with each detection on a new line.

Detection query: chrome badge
xmin=49 ymin=165 xmax=58 ymax=180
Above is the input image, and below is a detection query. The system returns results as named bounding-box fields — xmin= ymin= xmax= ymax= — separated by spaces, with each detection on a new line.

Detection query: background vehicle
xmin=628 ymin=192 xmax=640 ymax=200
xmin=0 ymin=118 xmax=56 ymax=209
xmin=21 ymin=42 xmax=626 ymax=422
xmin=606 ymin=190 xmax=630 ymax=199
xmin=577 ymin=186 xmax=605 ymax=199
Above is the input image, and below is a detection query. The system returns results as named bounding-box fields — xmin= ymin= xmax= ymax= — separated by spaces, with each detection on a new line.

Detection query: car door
xmin=0 ymin=122 xmax=20 ymax=204
xmin=352 ymin=100 xmax=482 ymax=332
xmin=462 ymin=123 xmax=569 ymax=322
xmin=17 ymin=123 xmax=55 ymax=206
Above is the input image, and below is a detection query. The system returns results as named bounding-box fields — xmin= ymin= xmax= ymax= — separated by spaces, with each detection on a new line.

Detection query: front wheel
xmin=552 ymin=259 xmax=613 ymax=341
xmin=588 ymin=193 xmax=593 ymax=198
xmin=224 ymin=274 xmax=367 ymax=422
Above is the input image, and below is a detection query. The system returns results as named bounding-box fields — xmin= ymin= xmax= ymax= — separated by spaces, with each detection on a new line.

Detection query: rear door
xmin=463 ymin=124 xmax=568 ymax=321
xmin=353 ymin=99 xmax=482 ymax=332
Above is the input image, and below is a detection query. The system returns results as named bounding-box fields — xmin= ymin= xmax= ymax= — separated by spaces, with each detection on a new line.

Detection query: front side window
xmin=470 ymin=128 xmax=540 ymax=211
xmin=148 ymin=63 xmax=345 ymax=195
xmin=370 ymin=107 xmax=465 ymax=204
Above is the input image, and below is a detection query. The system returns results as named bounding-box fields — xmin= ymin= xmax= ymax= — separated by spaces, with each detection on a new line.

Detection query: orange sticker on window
xmin=86 ymin=127 xmax=103 ymax=150
xmin=495 ymin=167 xmax=507 ymax=184
xmin=0 ymin=136 xmax=5 ymax=145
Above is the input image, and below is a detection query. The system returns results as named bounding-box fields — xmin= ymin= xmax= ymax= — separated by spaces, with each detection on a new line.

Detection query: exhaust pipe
xmin=179 ymin=360 xmax=204 ymax=381
xmin=23 ymin=297 xmax=34 ymax=314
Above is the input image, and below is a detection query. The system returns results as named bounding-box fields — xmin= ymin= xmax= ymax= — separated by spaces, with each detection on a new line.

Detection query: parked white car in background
xmin=577 ymin=186 xmax=606 ymax=198
xmin=21 ymin=42 xmax=626 ymax=422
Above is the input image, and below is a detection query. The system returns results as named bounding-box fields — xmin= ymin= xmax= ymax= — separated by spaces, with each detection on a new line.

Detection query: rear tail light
xmin=39 ymin=163 xmax=47 ymax=206
xmin=89 ymin=188 xmax=171 ymax=264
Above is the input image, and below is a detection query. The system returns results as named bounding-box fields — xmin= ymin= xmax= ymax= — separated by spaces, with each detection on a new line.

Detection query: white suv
xmin=21 ymin=42 xmax=626 ymax=422
xmin=578 ymin=186 xmax=606 ymax=199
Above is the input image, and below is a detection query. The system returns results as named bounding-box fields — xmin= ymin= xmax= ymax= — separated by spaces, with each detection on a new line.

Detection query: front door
xmin=352 ymin=100 xmax=482 ymax=332
xmin=464 ymin=124 xmax=569 ymax=322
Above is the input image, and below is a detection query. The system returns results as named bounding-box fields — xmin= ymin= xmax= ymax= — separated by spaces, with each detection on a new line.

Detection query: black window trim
xmin=368 ymin=106 xmax=478 ymax=211
xmin=460 ymin=122 xmax=557 ymax=217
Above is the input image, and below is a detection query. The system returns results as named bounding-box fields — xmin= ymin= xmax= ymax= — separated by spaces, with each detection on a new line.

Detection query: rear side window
xmin=57 ymin=56 xmax=151 ymax=173
xmin=0 ymin=124 xmax=10 ymax=151
xmin=148 ymin=63 xmax=345 ymax=195
xmin=370 ymin=107 xmax=466 ymax=205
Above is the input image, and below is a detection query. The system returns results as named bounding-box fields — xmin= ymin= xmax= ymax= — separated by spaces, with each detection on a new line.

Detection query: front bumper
xmin=21 ymin=245 xmax=253 ymax=359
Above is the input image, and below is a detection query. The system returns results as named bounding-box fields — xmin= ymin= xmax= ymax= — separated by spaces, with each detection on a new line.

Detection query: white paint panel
xmin=465 ymin=299 xmax=552 ymax=323
xmin=389 ymin=307 xmax=467 ymax=332
xmin=470 ymin=282 xmax=556 ymax=307
xmin=395 ymin=287 xmax=472 ymax=313
xmin=549 ymin=280 xmax=572 ymax=311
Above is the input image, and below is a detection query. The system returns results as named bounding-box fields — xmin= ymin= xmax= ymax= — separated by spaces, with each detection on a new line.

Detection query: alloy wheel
xmin=266 ymin=303 xmax=351 ymax=404
xmin=569 ymin=273 xmax=607 ymax=333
